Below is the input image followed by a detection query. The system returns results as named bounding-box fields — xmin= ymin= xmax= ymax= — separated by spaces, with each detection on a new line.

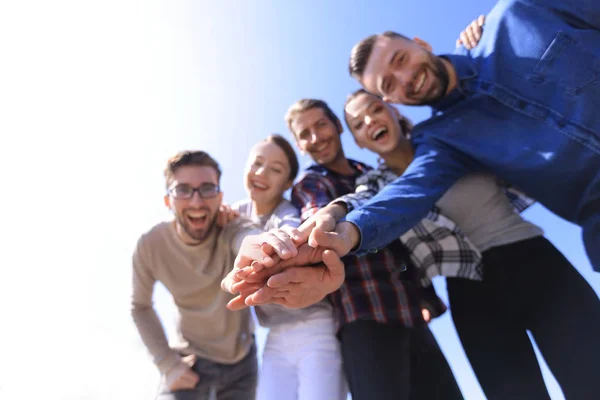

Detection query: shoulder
xmin=231 ymin=198 xmax=251 ymax=215
xmin=136 ymin=221 xmax=171 ymax=250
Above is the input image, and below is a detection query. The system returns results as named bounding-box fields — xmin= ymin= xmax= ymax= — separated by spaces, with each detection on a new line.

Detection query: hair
xmin=348 ymin=31 xmax=410 ymax=79
xmin=284 ymin=98 xmax=342 ymax=137
xmin=164 ymin=150 xmax=221 ymax=189
xmin=263 ymin=134 xmax=300 ymax=182
xmin=343 ymin=88 xmax=413 ymax=138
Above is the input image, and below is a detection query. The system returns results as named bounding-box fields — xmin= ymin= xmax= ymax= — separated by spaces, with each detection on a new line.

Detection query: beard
xmin=419 ymin=54 xmax=450 ymax=106
xmin=176 ymin=212 xmax=217 ymax=243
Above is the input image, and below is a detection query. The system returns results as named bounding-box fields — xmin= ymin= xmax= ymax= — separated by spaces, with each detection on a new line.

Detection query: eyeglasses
xmin=168 ymin=183 xmax=220 ymax=200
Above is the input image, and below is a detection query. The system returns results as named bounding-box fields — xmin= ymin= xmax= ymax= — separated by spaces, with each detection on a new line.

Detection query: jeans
xmin=156 ymin=343 xmax=258 ymax=400
xmin=447 ymin=236 xmax=600 ymax=400
xmin=339 ymin=320 xmax=463 ymax=400
xmin=257 ymin=312 xmax=347 ymax=400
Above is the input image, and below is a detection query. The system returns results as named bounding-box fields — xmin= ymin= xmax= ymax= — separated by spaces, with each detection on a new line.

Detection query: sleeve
xmin=291 ymin=174 xmax=336 ymax=221
xmin=130 ymin=237 xmax=185 ymax=377
xmin=343 ymin=142 xmax=477 ymax=254
xmin=273 ymin=202 xmax=302 ymax=230
xmin=334 ymin=169 xmax=387 ymax=212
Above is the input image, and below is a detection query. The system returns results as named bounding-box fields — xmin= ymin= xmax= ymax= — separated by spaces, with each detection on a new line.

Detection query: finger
xmin=267 ymin=266 xmax=318 ymax=288
xmin=296 ymin=219 xmax=316 ymax=243
xmin=422 ymin=308 xmax=431 ymax=323
xmin=459 ymin=31 xmax=469 ymax=49
xmin=311 ymin=228 xmax=348 ymax=255
xmin=245 ymin=263 xmax=286 ymax=283
xmin=456 ymin=38 xmax=462 ymax=48
xmin=322 ymin=249 xmax=345 ymax=283
xmin=235 ymin=266 xmax=253 ymax=279
xmin=227 ymin=294 xmax=250 ymax=310
xmin=280 ymin=225 xmax=303 ymax=243
xmin=270 ymin=230 xmax=298 ymax=258
xmin=466 ymin=26 xmax=478 ymax=48
xmin=246 ymin=286 xmax=278 ymax=305
xmin=477 ymin=14 xmax=485 ymax=27
xmin=231 ymin=280 xmax=264 ymax=293
xmin=470 ymin=20 xmax=482 ymax=40
xmin=260 ymin=233 xmax=295 ymax=259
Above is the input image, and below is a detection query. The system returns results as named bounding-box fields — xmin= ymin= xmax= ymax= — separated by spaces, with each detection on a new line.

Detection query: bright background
xmin=1 ymin=1 xmax=598 ymax=399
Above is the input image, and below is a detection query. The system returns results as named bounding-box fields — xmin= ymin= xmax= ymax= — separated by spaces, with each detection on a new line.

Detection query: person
xmin=131 ymin=151 xmax=261 ymax=400
xmin=228 ymin=99 xmax=463 ymax=400
xmin=232 ymin=134 xmax=347 ymax=400
xmin=330 ymin=90 xmax=600 ymax=399
xmin=335 ymin=0 xmax=600 ymax=271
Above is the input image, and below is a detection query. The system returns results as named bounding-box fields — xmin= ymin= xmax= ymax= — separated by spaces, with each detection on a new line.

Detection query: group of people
xmin=131 ymin=0 xmax=600 ymax=399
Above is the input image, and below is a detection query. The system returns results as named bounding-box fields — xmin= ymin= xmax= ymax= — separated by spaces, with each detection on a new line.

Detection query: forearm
xmin=131 ymin=305 xmax=184 ymax=375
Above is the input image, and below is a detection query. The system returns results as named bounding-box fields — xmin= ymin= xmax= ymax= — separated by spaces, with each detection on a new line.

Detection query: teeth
xmin=373 ymin=127 xmax=387 ymax=140
xmin=316 ymin=142 xmax=328 ymax=152
xmin=414 ymin=71 xmax=426 ymax=94
xmin=188 ymin=211 xmax=207 ymax=218
xmin=253 ymin=181 xmax=268 ymax=189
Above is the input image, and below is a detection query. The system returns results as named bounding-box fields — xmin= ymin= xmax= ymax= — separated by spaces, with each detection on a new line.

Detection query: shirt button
xmin=368 ymin=248 xmax=378 ymax=253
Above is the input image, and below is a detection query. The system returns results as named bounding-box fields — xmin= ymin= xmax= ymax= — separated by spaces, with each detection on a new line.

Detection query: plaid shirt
xmin=336 ymin=162 xmax=535 ymax=286
xmin=292 ymin=160 xmax=441 ymax=330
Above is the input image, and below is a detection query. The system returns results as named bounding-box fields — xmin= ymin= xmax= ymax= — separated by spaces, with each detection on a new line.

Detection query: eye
xmin=373 ymin=105 xmax=383 ymax=114
xmin=271 ymin=167 xmax=283 ymax=174
xmin=353 ymin=121 xmax=363 ymax=130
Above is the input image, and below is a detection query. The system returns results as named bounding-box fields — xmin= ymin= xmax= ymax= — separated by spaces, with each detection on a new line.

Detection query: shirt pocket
xmin=530 ymin=31 xmax=599 ymax=96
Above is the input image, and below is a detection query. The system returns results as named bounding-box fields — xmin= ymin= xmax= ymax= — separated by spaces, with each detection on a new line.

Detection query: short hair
xmin=164 ymin=150 xmax=221 ymax=189
xmin=349 ymin=31 xmax=410 ymax=79
xmin=343 ymin=88 xmax=413 ymax=138
xmin=263 ymin=134 xmax=300 ymax=182
xmin=284 ymin=98 xmax=342 ymax=137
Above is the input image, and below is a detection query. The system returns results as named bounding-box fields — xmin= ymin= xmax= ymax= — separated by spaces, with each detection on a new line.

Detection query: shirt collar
xmin=429 ymin=54 xmax=478 ymax=112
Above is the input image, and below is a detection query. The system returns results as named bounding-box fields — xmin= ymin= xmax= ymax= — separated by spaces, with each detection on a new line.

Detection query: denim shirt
xmin=344 ymin=0 xmax=600 ymax=266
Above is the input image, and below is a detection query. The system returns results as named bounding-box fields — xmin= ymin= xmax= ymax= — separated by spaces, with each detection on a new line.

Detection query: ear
xmin=163 ymin=194 xmax=171 ymax=208
xmin=283 ymin=179 xmax=294 ymax=192
xmin=413 ymin=37 xmax=433 ymax=52
xmin=336 ymin=120 xmax=344 ymax=135
xmin=293 ymin=138 xmax=306 ymax=155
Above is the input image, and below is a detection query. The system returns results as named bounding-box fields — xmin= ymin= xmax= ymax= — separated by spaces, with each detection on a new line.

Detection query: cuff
xmin=157 ymin=350 xmax=184 ymax=376
xmin=340 ymin=209 xmax=378 ymax=256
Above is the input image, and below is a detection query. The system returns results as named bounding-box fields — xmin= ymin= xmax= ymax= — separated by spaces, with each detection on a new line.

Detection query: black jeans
xmin=339 ymin=320 xmax=463 ymax=400
xmin=156 ymin=343 xmax=258 ymax=400
xmin=447 ymin=236 xmax=600 ymax=400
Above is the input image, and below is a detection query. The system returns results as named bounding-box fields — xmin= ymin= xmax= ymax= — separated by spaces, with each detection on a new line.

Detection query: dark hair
xmin=343 ymin=88 xmax=413 ymax=137
xmin=164 ymin=150 xmax=221 ymax=189
xmin=284 ymin=98 xmax=342 ymax=137
xmin=349 ymin=31 xmax=410 ymax=79
xmin=264 ymin=134 xmax=299 ymax=182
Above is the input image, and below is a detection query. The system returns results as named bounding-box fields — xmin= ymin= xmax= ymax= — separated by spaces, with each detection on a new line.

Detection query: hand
xmin=229 ymin=249 xmax=345 ymax=310
xmin=310 ymin=221 xmax=361 ymax=257
xmin=296 ymin=204 xmax=348 ymax=248
xmin=216 ymin=204 xmax=240 ymax=227
xmin=166 ymin=366 xmax=200 ymax=391
xmin=456 ymin=15 xmax=485 ymax=50
xmin=422 ymin=308 xmax=431 ymax=323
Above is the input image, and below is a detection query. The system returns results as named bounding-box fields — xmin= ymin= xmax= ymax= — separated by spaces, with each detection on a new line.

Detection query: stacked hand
xmin=221 ymin=206 xmax=362 ymax=309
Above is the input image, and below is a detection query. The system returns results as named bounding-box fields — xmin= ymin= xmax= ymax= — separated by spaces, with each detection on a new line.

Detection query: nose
xmin=309 ymin=130 xmax=319 ymax=144
xmin=255 ymin=165 xmax=267 ymax=175
xmin=188 ymin=191 xmax=206 ymax=206
xmin=365 ymin=115 xmax=374 ymax=126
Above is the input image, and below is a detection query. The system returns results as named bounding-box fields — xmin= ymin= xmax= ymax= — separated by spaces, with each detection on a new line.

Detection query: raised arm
xmin=340 ymin=143 xmax=477 ymax=255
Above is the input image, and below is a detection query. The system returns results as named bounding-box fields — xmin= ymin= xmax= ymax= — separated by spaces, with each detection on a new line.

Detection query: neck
xmin=324 ymin=151 xmax=355 ymax=176
xmin=253 ymin=197 xmax=281 ymax=217
xmin=174 ymin=221 xmax=206 ymax=246
xmin=380 ymin=141 xmax=414 ymax=175
xmin=441 ymin=57 xmax=458 ymax=94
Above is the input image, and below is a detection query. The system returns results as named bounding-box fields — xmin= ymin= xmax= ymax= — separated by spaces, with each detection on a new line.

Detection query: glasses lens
xmin=199 ymin=183 xmax=219 ymax=198
xmin=171 ymin=184 xmax=193 ymax=199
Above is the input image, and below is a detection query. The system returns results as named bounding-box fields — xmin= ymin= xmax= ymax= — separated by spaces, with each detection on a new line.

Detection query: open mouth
xmin=251 ymin=180 xmax=269 ymax=191
xmin=371 ymin=127 xmax=389 ymax=142
xmin=186 ymin=210 xmax=208 ymax=225
xmin=412 ymin=68 xmax=427 ymax=96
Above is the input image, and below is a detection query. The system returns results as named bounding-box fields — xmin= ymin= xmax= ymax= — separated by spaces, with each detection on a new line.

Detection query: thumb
xmin=311 ymin=228 xmax=349 ymax=255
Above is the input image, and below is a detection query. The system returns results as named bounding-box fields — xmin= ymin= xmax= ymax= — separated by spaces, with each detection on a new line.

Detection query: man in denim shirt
xmin=329 ymin=0 xmax=600 ymax=271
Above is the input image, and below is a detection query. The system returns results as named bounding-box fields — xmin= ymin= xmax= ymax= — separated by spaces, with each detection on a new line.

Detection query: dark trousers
xmin=447 ymin=236 xmax=600 ymax=400
xmin=156 ymin=343 xmax=258 ymax=400
xmin=339 ymin=320 xmax=463 ymax=400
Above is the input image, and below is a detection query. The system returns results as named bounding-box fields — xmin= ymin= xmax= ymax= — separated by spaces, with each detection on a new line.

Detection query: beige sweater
xmin=131 ymin=218 xmax=261 ymax=377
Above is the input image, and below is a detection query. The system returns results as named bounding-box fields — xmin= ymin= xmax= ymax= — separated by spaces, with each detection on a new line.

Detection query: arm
xmin=343 ymin=143 xmax=476 ymax=255
xmin=334 ymin=167 xmax=393 ymax=212
xmin=130 ymin=240 xmax=197 ymax=388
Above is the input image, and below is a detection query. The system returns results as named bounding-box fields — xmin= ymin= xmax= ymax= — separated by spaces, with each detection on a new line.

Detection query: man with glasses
xmin=131 ymin=150 xmax=261 ymax=399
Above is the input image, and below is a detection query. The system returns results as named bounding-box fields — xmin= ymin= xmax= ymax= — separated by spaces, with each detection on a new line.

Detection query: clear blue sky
xmin=2 ymin=1 xmax=598 ymax=399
